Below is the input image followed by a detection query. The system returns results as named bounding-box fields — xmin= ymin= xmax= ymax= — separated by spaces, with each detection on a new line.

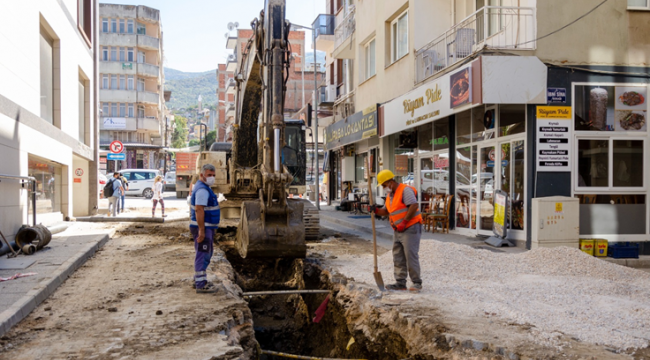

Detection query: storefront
xmin=324 ymin=105 xmax=378 ymax=202
xmin=382 ymin=56 xmax=547 ymax=244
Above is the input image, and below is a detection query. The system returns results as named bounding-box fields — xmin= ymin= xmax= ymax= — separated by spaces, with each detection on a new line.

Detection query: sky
xmin=100 ymin=0 xmax=326 ymax=73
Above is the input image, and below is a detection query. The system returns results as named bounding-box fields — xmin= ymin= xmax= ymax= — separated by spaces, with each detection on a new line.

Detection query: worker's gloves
xmin=368 ymin=204 xmax=377 ymax=214
xmin=395 ymin=222 xmax=407 ymax=233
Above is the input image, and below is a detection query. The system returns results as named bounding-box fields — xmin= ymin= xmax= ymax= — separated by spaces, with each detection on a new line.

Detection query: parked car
xmin=118 ymin=169 xmax=160 ymax=199
xmin=421 ymin=169 xmax=449 ymax=195
xmin=98 ymin=172 xmax=108 ymax=197
xmin=164 ymin=171 xmax=176 ymax=192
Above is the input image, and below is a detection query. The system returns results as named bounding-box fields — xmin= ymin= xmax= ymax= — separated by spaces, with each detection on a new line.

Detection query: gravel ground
xmin=336 ymin=240 xmax=650 ymax=351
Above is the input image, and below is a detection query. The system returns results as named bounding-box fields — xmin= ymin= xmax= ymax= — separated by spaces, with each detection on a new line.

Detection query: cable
xmin=516 ymin=0 xmax=609 ymax=46
xmin=546 ymin=63 xmax=650 ymax=78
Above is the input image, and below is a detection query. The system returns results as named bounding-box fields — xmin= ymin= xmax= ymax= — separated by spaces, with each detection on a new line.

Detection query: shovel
xmin=367 ymin=159 xmax=385 ymax=291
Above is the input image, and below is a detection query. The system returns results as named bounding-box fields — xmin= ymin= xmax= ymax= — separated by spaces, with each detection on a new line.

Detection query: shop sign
xmin=547 ymin=88 xmax=566 ymax=103
xmin=537 ymin=106 xmax=572 ymax=172
xmin=383 ymin=63 xmax=474 ymax=137
xmin=73 ymin=178 xmax=82 ymax=183
xmin=103 ymin=117 xmax=127 ymax=130
xmin=122 ymin=63 xmax=133 ymax=70
xmin=493 ymin=190 xmax=508 ymax=238
xmin=324 ymin=105 xmax=377 ymax=150
xmin=99 ymin=157 xmax=107 ymax=164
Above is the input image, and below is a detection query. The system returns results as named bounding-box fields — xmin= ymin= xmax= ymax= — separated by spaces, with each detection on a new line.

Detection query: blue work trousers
xmin=191 ymin=227 xmax=214 ymax=289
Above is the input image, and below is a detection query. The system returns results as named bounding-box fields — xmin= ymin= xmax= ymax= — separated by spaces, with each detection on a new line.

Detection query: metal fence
xmin=415 ymin=6 xmax=536 ymax=84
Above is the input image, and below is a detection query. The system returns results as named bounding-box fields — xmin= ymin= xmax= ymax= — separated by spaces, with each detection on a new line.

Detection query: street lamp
xmin=291 ymin=22 xmax=320 ymax=210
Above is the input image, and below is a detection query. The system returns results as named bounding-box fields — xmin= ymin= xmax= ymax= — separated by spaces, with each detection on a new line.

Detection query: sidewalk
xmin=0 ymin=225 xmax=113 ymax=336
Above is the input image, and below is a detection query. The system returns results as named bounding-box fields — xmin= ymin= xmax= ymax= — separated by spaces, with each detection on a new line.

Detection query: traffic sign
xmin=107 ymin=153 xmax=126 ymax=161
xmin=110 ymin=140 xmax=124 ymax=153
xmin=74 ymin=168 xmax=84 ymax=176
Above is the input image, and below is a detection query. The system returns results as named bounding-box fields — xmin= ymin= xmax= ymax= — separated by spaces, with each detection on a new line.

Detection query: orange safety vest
xmin=386 ymin=183 xmax=422 ymax=229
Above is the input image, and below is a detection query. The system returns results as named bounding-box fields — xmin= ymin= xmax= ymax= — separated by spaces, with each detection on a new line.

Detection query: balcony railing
xmin=415 ymin=6 xmax=536 ymax=83
xmin=334 ymin=7 xmax=355 ymax=50
xmin=333 ymin=89 xmax=355 ymax=119
xmin=313 ymin=14 xmax=335 ymax=38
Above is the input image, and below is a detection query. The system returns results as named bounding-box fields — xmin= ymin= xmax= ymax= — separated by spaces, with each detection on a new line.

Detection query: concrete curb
xmin=73 ymin=216 xmax=189 ymax=224
xmin=0 ymin=233 xmax=110 ymax=337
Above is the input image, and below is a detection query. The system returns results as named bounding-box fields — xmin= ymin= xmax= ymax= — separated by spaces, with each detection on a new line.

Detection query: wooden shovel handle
xmin=367 ymin=157 xmax=378 ymax=271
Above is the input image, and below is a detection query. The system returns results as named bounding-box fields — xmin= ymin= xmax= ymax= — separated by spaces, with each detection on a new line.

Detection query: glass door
xmin=456 ymin=145 xmax=477 ymax=232
xmin=477 ymin=144 xmax=496 ymax=234
xmin=498 ymin=139 xmax=525 ymax=234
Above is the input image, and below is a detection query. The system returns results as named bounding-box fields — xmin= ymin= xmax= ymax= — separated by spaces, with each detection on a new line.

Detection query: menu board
xmin=537 ymin=106 xmax=571 ymax=172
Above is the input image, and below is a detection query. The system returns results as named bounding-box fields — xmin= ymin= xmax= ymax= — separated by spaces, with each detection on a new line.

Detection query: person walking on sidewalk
xmin=107 ymin=172 xmax=124 ymax=217
xmin=189 ymin=164 xmax=220 ymax=293
xmin=118 ymin=174 xmax=129 ymax=214
xmin=152 ymin=175 xmax=165 ymax=218
xmin=371 ymin=169 xmax=423 ymax=292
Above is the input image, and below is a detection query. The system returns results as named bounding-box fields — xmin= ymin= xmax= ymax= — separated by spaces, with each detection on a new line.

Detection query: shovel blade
xmin=373 ymin=271 xmax=385 ymax=291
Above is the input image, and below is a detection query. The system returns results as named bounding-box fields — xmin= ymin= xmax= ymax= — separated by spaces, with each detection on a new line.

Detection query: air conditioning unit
xmin=227 ymin=54 xmax=236 ymax=62
xmin=326 ymin=85 xmax=336 ymax=102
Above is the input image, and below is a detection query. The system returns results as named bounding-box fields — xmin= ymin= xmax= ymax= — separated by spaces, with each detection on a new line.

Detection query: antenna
xmin=224 ymin=32 xmax=229 ymax=39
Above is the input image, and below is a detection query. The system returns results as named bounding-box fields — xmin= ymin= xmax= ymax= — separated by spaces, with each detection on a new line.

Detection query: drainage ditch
xmin=223 ymin=248 xmax=411 ymax=360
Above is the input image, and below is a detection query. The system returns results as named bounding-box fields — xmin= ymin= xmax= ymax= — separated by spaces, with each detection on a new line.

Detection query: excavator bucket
xmin=236 ymin=199 xmax=306 ymax=258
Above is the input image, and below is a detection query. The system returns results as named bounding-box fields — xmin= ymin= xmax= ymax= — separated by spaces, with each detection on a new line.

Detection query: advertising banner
xmin=493 ymin=190 xmax=508 ymax=238
xmin=103 ymin=117 xmax=127 ymax=130
xmin=536 ymin=106 xmax=571 ymax=172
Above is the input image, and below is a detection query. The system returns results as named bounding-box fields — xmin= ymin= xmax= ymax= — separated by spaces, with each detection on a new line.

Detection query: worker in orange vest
xmin=371 ymin=169 xmax=423 ymax=292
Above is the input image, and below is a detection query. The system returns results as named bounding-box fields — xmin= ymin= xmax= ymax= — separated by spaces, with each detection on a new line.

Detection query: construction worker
xmin=189 ymin=163 xmax=220 ymax=293
xmin=371 ymin=169 xmax=423 ymax=292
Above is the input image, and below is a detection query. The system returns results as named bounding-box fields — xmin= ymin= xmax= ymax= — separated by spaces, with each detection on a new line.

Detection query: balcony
xmin=137 ymin=5 xmax=160 ymax=23
xmin=100 ymin=32 xmax=160 ymax=51
xmin=100 ymin=61 xmax=159 ymax=78
xmin=137 ymin=63 xmax=160 ymax=78
xmin=312 ymin=14 xmax=335 ymax=51
xmin=100 ymin=89 xmax=160 ymax=105
xmin=333 ymin=7 xmax=355 ymax=59
xmin=99 ymin=117 xmax=158 ymax=131
xmin=226 ymin=79 xmax=236 ymax=95
xmin=415 ymin=6 xmax=536 ymax=83
xmin=226 ymin=36 xmax=237 ymax=50
xmin=138 ymin=35 xmax=160 ymax=50
xmin=226 ymin=103 xmax=235 ymax=118
xmin=226 ymin=54 xmax=238 ymax=72
xmin=138 ymin=117 xmax=160 ymax=131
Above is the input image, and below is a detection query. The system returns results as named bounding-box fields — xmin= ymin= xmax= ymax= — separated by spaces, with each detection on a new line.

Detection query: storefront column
xmin=448 ymin=114 xmax=456 ymax=230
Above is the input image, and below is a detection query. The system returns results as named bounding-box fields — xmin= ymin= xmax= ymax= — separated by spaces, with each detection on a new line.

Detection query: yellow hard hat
xmin=376 ymin=169 xmax=394 ymax=187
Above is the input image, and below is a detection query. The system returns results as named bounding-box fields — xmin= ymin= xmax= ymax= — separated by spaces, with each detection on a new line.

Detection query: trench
xmin=223 ymin=248 xmax=411 ymax=360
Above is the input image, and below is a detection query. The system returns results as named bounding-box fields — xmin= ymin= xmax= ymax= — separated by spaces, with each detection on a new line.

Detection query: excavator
xmin=194 ymin=0 xmax=315 ymax=259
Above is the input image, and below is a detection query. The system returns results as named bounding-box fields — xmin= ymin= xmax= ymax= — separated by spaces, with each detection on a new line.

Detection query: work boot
xmin=192 ymin=281 xmax=213 ymax=290
xmin=409 ymin=283 xmax=422 ymax=293
xmin=386 ymin=283 xmax=407 ymax=291
xmin=196 ymin=283 xmax=219 ymax=294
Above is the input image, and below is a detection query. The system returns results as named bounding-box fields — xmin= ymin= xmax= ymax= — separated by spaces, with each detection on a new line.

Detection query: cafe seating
xmin=425 ymin=194 xmax=454 ymax=233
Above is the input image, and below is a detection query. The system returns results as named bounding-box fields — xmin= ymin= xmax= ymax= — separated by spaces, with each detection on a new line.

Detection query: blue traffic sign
xmin=107 ymin=153 xmax=126 ymax=161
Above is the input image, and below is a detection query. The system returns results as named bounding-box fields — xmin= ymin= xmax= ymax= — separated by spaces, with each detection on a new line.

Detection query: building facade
xmin=216 ymin=63 xmax=235 ymax=142
xmin=98 ymin=4 xmax=165 ymax=172
xmin=318 ymin=0 xmax=650 ymax=252
xmin=0 ymin=0 xmax=99 ymax=237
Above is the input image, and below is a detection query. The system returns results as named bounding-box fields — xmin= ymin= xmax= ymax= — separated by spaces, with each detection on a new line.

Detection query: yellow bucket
xmin=594 ymin=239 xmax=608 ymax=257
xmin=579 ymin=239 xmax=595 ymax=256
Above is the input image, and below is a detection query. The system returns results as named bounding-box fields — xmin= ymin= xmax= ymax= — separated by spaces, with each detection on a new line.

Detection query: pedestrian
xmin=371 ymin=169 xmax=423 ymax=292
xmin=152 ymin=175 xmax=165 ymax=218
xmin=107 ymin=172 xmax=124 ymax=217
xmin=189 ymin=164 xmax=220 ymax=293
xmin=118 ymin=174 xmax=129 ymax=214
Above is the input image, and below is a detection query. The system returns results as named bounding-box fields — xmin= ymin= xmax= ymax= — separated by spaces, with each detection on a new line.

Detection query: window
xmin=102 ymin=18 xmax=108 ymax=33
xmin=364 ymin=38 xmax=376 ymax=80
xmin=628 ymin=0 xmax=650 ymax=9
xmin=111 ymin=75 xmax=118 ymax=89
xmin=574 ymin=85 xmax=647 ymax=132
xmin=119 ymin=19 xmax=125 ymax=33
xmin=102 ymin=74 xmax=108 ymax=89
xmin=390 ymin=10 xmax=409 ymax=63
xmin=127 ymin=47 xmax=134 ymax=62
xmin=120 ymin=103 xmax=126 ymax=117
xmin=499 ymin=104 xmax=525 ymax=137
xmin=137 ymin=78 xmax=145 ymax=92
xmin=433 ymin=118 xmax=450 ymax=151
xmin=40 ymin=24 xmax=59 ymax=126
xmin=127 ymin=20 xmax=134 ymax=33
xmin=78 ymin=74 xmax=88 ymax=144
xmin=577 ymin=139 xmax=644 ymax=188
xmin=102 ymin=103 xmax=109 ymax=116
xmin=138 ymin=105 xmax=145 ymax=118
xmin=119 ymin=47 xmax=125 ymax=61
xmin=137 ymin=22 xmax=146 ymax=35
xmin=28 ymin=155 xmax=62 ymax=215
xmin=77 ymin=0 xmax=91 ymax=43
xmin=102 ymin=46 xmax=108 ymax=61
xmin=119 ymin=75 xmax=125 ymax=90
xmin=110 ymin=47 xmax=117 ymax=61
xmin=127 ymin=75 xmax=134 ymax=90
xmin=111 ymin=18 xmax=117 ymax=33
xmin=355 ymin=153 xmax=368 ymax=182
xmin=111 ymin=103 xmax=117 ymax=117
xmin=128 ymin=103 xmax=134 ymax=117
xmin=137 ymin=51 xmax=145 ymax=64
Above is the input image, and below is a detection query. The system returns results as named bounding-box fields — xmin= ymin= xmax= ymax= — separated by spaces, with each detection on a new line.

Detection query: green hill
xmin=164 ymin=67 xmax=217 ymax=109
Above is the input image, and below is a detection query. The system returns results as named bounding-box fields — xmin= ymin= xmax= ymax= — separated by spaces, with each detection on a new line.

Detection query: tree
xmin=188 ymin=139 xmax=200 ymax=147
xmin=171 ymin=116 xmax=188 ymax=148
xmin=205 ymin=130 xmax=217 ymax=150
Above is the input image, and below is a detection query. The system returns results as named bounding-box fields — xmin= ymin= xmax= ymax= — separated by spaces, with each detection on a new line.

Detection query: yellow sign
xmin=403 ymin=83 xmax=443 ymax=116
xmin=537 ymin=106 xmax=571 ymax=119
xmin=555 ymin=202 xmax=563 ymax=213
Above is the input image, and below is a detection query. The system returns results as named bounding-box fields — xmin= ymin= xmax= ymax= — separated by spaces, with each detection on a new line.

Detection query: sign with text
xmin=324 ymin=105 xmax=377 ymax=150
xmin=547 ymin=87 xmax=567 ymax=103
xmin=537 ymin=106 xmax=571 ymax=171
xmin=394 ymin=155 xmax=409 ymax=176
xmin=107 ymin=153 xmax=126 ymax=161
xmin=103 ymin=117 xmax=127 ymax=130
xmin=493 ymin=190 xmax=508 ymax=238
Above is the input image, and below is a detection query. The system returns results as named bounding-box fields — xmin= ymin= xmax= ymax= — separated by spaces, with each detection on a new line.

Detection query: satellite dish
xmin=227 ymin=22 xmax=235 ymax=31
xmin=234 ymin=22 xmax=239 ymax=28
xmin=224 ymin=32 xmax=229 ymax=39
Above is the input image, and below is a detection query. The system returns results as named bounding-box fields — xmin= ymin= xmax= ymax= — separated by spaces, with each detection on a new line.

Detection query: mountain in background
xmin=164 ymin=68 xmax=217 ymax=109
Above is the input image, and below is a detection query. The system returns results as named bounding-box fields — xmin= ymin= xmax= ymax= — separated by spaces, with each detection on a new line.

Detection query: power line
xmin=517 ymin=0 xmax=609 ymax=46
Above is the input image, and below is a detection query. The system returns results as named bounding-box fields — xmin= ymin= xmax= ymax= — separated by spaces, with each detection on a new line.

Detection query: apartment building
xmin=216 ymin=63 xmax=235 ymax=142
xmin=0 ymin=0 xmax=99 ymax=237
xmin=318 ymin=0 xmax=650 ymax=251
xmin=98 ymin=4 xmax=165 ymax=172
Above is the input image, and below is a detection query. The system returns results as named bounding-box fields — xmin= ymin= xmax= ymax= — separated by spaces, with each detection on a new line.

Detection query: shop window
xmin=28 ymin=155 xmax=62 ymax=215
xmin=418 ymin=123 xmax=432 ymax=155
xmin=577 ymin=194 xmax=646 ymax=235
xmin=577 ymin=139 xmax=644 ymax=188
xmin=456 ymin=110 xmax=471 ymax=145
xmin=355 ymin=153 xmax=367 ymax=182
xmin=574 ymin=86 xmax=616 ymax=131
xmin=433 ymin=118 xmax=449 ymax=151
xmin=472 ymin=106 xmax=490 ymax=141
xmin=137 ymin=152 xmax=144 ymax=168
xmin=499 ymin=104 xmax=525 ymax=136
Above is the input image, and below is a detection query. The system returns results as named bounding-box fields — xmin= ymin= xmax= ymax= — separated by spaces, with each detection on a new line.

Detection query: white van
xmin=420 ymin=169 xmax=449 ymax=195
xmin=119 ymin=169 xmax=160 ymax=198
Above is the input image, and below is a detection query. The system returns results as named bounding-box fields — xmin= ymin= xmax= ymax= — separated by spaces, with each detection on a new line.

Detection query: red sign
xmin=100 ymin=157 xmax=107 ymax=164
xmin=394 ymin=155 xmax=409 ymax=176
xmin=73 ymin=178 xmax=82 ymax=183
xmin=74 ymin=168 xmax=84 ymax=176
xmin=110 ymin=140 xmax=124 ymax=154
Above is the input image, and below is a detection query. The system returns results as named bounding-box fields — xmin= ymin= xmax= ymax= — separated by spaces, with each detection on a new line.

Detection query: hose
xmin=260 ymin=349 xmax=367 ymax=360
